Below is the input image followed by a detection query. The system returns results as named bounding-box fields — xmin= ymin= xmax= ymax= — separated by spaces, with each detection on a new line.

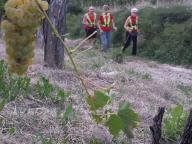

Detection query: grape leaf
xmin=118 ymin=101 xmax=140 ymax=138
xmin=86 ymin=91 xmax=110 ymax=111
xmin=105 ymin=114 xmax=124 ymax=137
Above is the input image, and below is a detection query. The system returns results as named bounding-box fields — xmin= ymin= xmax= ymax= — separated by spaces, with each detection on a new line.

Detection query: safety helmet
xmin=131 ymin=7 xmax=138 ymax=13
xmin=89 ymin=6 xmax=95 ymax=11
xmin=103 ymin=5 xmax=109 ymax=11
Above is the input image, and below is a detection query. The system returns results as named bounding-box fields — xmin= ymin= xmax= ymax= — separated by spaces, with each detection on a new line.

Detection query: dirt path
xmin=0 ymin=40 xmax=192 ymax=144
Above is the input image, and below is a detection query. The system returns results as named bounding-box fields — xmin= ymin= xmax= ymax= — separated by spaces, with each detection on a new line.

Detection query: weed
xmin=163 ymin=105 xmax=188 ymax=142
xmin=35 ymin=76 xmax=54 ymax=99
xmin=177 ymin=84 xmax=192 ymax=96
xmin=42 ymin=138 xmax=54 ymax=144
xmin=142 ymin=73 xmax=152 ymax=80
xmin=127 ymin=69 xmax=136 ymax=76
xmin=126 ymin=69 xmax=152 ymax=80
xmin=90 ymin=138 xmax=104 ymax=144
xmin=91 ymin=57 xmax=105 ymax=70
xmin=0 ymin=60 xmax=30 ymax=111
xmin=52 ymin=89 xmax=69 ymax=104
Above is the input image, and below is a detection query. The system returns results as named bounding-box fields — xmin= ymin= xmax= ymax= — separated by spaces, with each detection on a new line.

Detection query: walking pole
xmin=70 ymin=31 xmax=97 ymax=53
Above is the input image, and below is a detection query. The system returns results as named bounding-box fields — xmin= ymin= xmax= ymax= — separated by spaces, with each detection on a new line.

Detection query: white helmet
xmin=131 ymin=7 xmax=138 ymax=13
xmin=103 ymin=5 xmax=110 ymax=11
xmin=89 ymin=6 xmax=95 ymax=11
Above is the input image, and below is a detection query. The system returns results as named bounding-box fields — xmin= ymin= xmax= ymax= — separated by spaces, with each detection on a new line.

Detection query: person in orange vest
xmin=97 ymin=5 xmax=117 ymax=52
xmin=82 ymin=6 xmax=97 ymax=42
xmin=122 ymin=8 xmax=139 ymax=55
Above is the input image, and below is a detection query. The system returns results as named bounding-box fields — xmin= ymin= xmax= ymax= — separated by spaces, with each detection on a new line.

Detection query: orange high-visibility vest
xmin=127 ymin=16 xmax=138 ymax=31
xmin=85 ymin=12 xmax=97 ymax=27
xmin=102 ymin=13 xmax=111 ymax=27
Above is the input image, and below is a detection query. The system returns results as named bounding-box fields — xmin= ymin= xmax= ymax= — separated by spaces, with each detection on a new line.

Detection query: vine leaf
xmin=118 ymin=102 xmax=140 ymax=138
xmin=105 ymin=114 xmax=124 ymax=137
xmin=86 ymin=90 xmax=111 ymax=111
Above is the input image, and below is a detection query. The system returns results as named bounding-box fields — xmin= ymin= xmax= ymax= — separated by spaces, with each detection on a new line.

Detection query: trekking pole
xmin=70 ymin=31 xmax=97 ymax=53
xmin=61 ymin=33 xmax=70 ymax=37
xmin=73 ymin=47 xmax=94 ymax=58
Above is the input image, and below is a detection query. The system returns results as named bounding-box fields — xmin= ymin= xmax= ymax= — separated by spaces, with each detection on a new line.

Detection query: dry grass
xmin=0 ymin=39 xmax=192 ymax=143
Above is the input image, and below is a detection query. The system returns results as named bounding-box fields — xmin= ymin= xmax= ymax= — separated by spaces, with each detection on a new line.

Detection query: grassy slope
xmin=1 ymin=39 xmax=192 ymax=143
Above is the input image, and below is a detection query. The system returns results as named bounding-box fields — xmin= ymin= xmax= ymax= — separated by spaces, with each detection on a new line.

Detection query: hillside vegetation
xmin=0 ymin=40 xmax=192 ymax=143
xmin=67 ymin=6 xmax=192 ymax=66
xmin=0 ymin=0 xmax=192 ymax=143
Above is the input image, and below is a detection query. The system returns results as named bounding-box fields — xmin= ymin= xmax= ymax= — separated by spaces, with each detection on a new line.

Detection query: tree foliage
xmin=0 ymin=0 xmax=6 ymax=10
xmin=68 ymin=0 xmax=138 ymax=7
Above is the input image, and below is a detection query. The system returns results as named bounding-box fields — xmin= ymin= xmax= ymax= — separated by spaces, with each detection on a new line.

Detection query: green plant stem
xmin=73 ymin=73 xmax=114 ymax=91
xmin=35 ymin=0 xmax=90 ymax=97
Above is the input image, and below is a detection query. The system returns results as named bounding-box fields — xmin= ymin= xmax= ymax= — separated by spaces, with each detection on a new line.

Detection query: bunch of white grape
xmin=1 ymin=0 xmax=48 ymax=75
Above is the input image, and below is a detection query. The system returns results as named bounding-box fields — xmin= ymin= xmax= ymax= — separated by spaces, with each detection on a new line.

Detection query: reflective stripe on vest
xmin=128 ymin=16 xmax=138 ymax=30
xmin=102 ymin=13 xmax=111 ymax=27
xmin=85 ymin=13 xmax=97 ymax=27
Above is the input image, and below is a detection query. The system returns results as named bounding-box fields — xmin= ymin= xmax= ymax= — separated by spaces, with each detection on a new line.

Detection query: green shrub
xmin=0 ymin=60 xmax=30 ymax=111
xmin=66 ymin=6 xmax=192 ymax=65
xmin=66 ymin=0 xmax=85 ymax=38
xmin=0 ymin=60 xmax=71 ymax=112
xmin=138 ymin=6 xmax=192 ymax=65
xmin=90 ymin=138 xmax=104 ymax=144
xmin=66 ymin=14 xmax=85 ymax=38
xmin=110 ymin=6 xmax=192 ymax=65
xmin=35 ymin=76 xmax=54 ymax=99
xmin=177 ymin=84 xmax=192 ymax=96
xmin=112 ymin=9 xmax=128 ymax=46
xmin=0 ymin=0 xmax=5 ymax=11
xmin=0 ymin=60 xmax=30 ymax=100
xmin=67 ymin=5 xmax=84 ymax=15
xmin=34 ymin=76 xmax=70 ymax=104
xmin=163 ymin=105 xmax=188 ymax=142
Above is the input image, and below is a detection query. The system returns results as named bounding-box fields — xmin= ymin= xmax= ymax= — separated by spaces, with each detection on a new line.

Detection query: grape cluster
xmin=1 ymin=0 xmax=48 ymax=75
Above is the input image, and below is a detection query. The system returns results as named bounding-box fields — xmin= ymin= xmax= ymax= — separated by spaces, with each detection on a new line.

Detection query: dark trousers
xmin=122 ymin=32 xmax=137 ymax=55
xmin=85 ymin=27 xmax=97 ymax=39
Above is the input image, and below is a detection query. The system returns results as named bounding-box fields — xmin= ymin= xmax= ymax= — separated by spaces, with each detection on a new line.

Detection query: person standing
xmin=122 ymin=8 xmax=139 ymax=55
xmin=97 ymin=5 xmax=117 ymax=52
xmin=82 ymin=6 xmax=97 ymax=43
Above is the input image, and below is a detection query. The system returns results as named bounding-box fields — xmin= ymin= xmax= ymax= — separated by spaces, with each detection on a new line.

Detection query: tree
xmin=43 ymin=0 xmax=67 ymax=69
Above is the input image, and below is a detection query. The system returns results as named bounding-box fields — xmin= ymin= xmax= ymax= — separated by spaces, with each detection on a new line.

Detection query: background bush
xmin=66 ymin=5 xmax=192 ymax=65
xmin=0 ymin=0 xmax=6 ymax=17
xmin=138 ymin=6 xmax=192 ymax=65
xmin=66 ymin=13 xmax=85 ymax=38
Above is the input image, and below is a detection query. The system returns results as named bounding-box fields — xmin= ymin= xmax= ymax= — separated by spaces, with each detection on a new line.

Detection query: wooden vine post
xmin=180 ymin=110 xmax=192 ymax=144
xmin=150 ymin=107 xmax=165 ymax=144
